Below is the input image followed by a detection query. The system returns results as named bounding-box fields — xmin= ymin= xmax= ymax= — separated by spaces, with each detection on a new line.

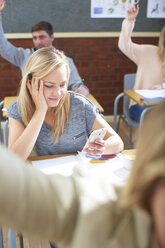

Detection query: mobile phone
xmin=84 ymin=128 xmax=107 ymax=150
xmin=135 ymin=0 xmax=140 ymax=4
xmin=28 ymin=72 xmax=32 ymax=83
xmin=88 ymin=128 xmax=107 ymax=143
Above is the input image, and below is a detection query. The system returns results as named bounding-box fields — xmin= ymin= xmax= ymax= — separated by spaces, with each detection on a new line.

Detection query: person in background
xmin=0 ymin=0 xmax=89 ymax=96
xmin=0 ymin=93 xmax=165 ymax=248
xmin=118 ymin=3 xmax=165 ymax=122
xmin=7 ymin=47 xmax=123 ymax=161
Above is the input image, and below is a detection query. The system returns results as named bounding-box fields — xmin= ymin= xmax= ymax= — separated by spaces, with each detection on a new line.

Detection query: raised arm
xmin=0 ymin=0 xmax=5 ymax=12
xmin=8 ymin=79 xmax=48 ymax=160
xmin=0 ymin=0 xmax=30 ymax=71
xmin=118 ymin=4 xmax=142 ymax=64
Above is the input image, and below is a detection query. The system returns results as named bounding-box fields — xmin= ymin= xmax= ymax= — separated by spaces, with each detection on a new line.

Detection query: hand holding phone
xmin=88 ymin=128 xmax=107 ymax=143
xmin=84 ymin=128 xmax=107 ymax=149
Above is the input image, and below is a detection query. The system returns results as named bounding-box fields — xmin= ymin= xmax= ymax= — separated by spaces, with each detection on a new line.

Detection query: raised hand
xmin=126 ymin=3 xmax=139 ymax=21
xmin=0 ymin=0 xmax=6 ymax=13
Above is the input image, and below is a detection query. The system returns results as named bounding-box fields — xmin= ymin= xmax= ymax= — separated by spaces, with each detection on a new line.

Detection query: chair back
xmin=0 ymin=96 xmax=18 ymax=146
xmin=113 ymin=73 xmax=138 ymax=148
xmin=123 ymin=73 xmax=136 ymax=119
xmin=0 ymin=100 xmax=4 ymax=144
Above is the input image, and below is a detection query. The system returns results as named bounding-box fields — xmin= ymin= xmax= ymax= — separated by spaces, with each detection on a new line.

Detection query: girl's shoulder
xmin=69 ymin=91 xmax=95 ymax=106
xmin=7 ymin=100 xmax=19 ymax=114
xmin=7 ymin=100 xmax=24 ymax=125
xmin=68 ymin=91 xmax=99 ymax=117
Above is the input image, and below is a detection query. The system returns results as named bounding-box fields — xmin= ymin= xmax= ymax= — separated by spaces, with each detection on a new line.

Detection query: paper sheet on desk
xmin=135 ymin=89 xmax=165 ymax=98
xmin=32 ymin=155 xmax=79 ymax=176
xmin=32 ymin=153 xmax=132 ymax=181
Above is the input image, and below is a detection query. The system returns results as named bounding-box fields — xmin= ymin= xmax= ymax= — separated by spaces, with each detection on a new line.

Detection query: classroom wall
xmin=0 ymin=36 xmax=158 ymax=115
xmin=3 ymin=0 xmax=164 ymax=33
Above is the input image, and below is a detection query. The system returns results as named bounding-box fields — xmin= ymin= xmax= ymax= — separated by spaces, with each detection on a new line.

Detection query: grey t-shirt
xmin=7 ymin=91 xmax=98 ymax=155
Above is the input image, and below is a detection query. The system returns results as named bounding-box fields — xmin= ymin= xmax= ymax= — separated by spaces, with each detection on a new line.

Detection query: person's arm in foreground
xmin=83 ymin=114 xmax=124 ymax=158
xmin=0 ymin=146 xmax=76 ymax=244
xmin=8 ymin=79 xmax=47 ymax=160
xmin=118 ymin=3 xmax=144 ymax=64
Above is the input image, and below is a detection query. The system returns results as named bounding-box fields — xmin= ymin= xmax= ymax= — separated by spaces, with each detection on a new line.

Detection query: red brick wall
xmin=0 ymin=37 xmax=158 ymax=114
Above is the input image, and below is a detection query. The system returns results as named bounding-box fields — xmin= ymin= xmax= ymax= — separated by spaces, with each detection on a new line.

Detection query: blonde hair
xmin=158 ymin=24 xmax=165 ymax=78
xmin=18 ymin=47 xmax=70 ymax=141
xmin=122 ymin=100 xmax=165 ymax=211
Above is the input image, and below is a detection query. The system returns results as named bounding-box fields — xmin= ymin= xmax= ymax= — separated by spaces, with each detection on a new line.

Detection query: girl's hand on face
xmin=82 ymin=139 xmax=105 ymax=158
xmin=27 ymin=78 xmax=48 ymax=113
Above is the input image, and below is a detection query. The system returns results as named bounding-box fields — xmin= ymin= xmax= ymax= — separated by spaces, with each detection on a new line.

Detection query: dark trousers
xmin=50 ymin=242 xmax=57 ymax=248
xmin=129 ymin=104 xmax=147 ymax=122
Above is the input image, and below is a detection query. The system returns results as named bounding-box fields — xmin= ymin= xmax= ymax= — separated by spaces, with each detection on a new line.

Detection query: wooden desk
xmin=87 ymin=94 xmax=104 ymax=112
xmin=29 ymin=149 xmax=136 ymax=162
xmin=29 ymin=153 xmax=76 ymax=161
xmin=122 ymin=149 xmax=136 ymax=160
xmin=124 ymin=90 xmax=146 ymax=107
xmin=124 ymin=90 xmax=164 ymax=107
xmin=1 ymin=94 xmax=104 ymax=118
xmin=2 ymin=96 xmax=18 ymax=117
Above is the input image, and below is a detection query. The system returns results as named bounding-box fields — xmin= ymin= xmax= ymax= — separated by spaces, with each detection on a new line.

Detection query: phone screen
xmin=28 ymin=73 xmax=32 ymax=84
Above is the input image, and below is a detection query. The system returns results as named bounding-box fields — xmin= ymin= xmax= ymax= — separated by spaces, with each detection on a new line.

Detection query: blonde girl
xmin=8 ymin=47 xmax=123 ymax=160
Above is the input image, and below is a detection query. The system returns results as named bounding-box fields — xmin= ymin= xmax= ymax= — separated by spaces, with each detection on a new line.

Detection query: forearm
xmin=104 ymin=135 xmax=124 ymax=155
xmin=9 ymin=110 xmax=46 ymax=160
xmin=0 ymin=17 xmax=26 ymax=68
xmin=118 ymin=18 xmax=135 ymax=58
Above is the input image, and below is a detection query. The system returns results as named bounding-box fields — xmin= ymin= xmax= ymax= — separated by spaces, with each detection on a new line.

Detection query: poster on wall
xmin=91 ymin=0 xmax=137 ymax=18
xmin=147 ymin=0 xmax=165 ymax=18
